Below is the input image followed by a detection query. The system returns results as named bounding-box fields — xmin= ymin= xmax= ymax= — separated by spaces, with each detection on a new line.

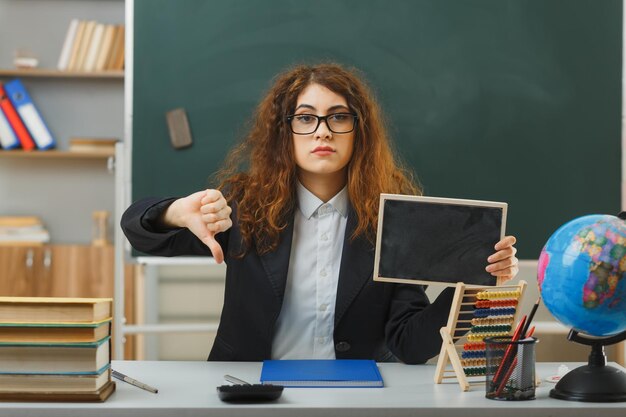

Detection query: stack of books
xmin=69 ymin=137 xmax=118 ymax=155
xmin=0 ymin=216 xmax=50 ymax=246
xmin=0 ymin=78 xmax=56 ymax=151
xmin=0 ymin=297 xmax=115 ymax=402
xmin=57 ymin=19 xmax=125 ymax=72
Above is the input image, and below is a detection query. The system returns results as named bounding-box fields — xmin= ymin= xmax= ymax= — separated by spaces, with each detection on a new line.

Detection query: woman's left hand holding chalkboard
xmin=486 ymin=236 xmax=519 ymax=285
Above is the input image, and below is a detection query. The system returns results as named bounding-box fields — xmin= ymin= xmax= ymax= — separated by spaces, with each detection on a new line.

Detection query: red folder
xmin=0 ymin=84 xmax=35 ymax=151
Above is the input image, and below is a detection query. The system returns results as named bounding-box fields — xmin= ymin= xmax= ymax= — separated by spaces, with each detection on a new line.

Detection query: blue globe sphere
xmin=538 ymin=215 xmax=626 ymax=337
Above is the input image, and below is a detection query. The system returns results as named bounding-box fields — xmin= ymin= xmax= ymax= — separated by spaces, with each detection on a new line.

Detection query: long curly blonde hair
xmin=216 ymin=63 xmax=420 ymax=255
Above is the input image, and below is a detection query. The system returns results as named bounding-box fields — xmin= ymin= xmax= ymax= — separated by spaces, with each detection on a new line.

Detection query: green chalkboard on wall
xmin=132 ymin=0 xmax=622 ymax=258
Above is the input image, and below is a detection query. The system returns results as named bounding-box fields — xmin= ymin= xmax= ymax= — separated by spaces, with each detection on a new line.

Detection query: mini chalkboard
xmin=373 ymin=194 xmax=507 ymax=287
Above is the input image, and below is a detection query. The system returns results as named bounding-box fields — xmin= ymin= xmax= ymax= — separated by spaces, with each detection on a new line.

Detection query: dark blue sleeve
xmin=385 ymin=286 xmax=457 ymax=364
xmin=120 ymin=196 xmax=229 ymax=257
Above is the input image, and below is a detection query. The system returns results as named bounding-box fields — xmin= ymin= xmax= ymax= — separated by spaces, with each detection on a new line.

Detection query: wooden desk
xmin=0 ymin=361 xmax=625 ymax=416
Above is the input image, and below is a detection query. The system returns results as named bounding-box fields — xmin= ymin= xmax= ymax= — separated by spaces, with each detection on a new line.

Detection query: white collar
xmin=296 ymin=181 xmax=349 ymax=220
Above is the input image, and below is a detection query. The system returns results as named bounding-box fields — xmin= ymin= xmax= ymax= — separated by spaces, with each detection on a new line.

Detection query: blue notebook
xmin=260 ymin=359 xmax=383 ymax=388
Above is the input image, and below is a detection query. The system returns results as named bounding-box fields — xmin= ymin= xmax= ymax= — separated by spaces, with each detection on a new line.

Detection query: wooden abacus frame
xmin=434 ymin=280 xmax=527 ymax=391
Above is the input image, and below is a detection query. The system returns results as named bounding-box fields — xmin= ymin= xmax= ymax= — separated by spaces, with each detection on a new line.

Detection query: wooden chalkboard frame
xmin=373 ymin=194 xmax=507 ymax=287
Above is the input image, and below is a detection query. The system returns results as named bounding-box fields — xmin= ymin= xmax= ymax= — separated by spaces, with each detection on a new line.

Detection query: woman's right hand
xmin=162 ymin=189 xmax=232 ymax=263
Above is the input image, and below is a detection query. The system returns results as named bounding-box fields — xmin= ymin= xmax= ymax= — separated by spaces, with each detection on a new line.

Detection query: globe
xmin=538 ymin=214 xmax=626 ymax=337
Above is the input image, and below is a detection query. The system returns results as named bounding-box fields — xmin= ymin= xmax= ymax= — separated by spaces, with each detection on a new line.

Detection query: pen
xmin=224 ymin=374 xmax=252 ymax=385
xmin=112 ymin=369 xmax=158 ymax=393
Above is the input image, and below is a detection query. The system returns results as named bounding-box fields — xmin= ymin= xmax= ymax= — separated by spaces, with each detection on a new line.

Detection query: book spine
xmin=84 ymin=23 xmax=105 ymax=72
xmin=111 ymin=25 xmax=125 ymax=70
xmin=75 ymin=20 xmax=97 ymax=72
xmin=95 ymin=25 xmax=116 ymax=71
xmin=67 ymin=20 xmax=86 ymax=71
xmin=57 ymin=19 xmax=79 ymax=71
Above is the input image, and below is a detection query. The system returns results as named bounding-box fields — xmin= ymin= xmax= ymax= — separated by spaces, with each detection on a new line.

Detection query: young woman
xmin=121 ymin=63 xmax=519 ymax=364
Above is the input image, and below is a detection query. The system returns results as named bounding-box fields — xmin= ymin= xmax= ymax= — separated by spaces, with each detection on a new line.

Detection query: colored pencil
xmin=521 ymin=298 xmax=540 ymax=337
xmin=495 ymin=357 xmax=518 ymax=396
xmin=490 ymin=315 xmax=526 ymax=390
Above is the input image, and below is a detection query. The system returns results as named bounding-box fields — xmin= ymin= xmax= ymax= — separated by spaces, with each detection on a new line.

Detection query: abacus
xmin=434 ymin=281 xmax=527 ymax=391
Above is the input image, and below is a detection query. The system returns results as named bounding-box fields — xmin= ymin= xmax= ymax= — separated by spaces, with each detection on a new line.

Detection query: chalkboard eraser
xmin=166 ymin=108 xmax=193 ymax=149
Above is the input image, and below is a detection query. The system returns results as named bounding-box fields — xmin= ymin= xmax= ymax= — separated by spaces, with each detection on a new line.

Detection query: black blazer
xmin=121 ymin=197 xmax=456 ymax=364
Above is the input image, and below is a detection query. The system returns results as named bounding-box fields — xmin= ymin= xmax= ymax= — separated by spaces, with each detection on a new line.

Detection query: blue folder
xmin=4 ymin=78 xmax=56 ymax=150
xmin=260 ymin=359 xmax=384 ymax=388
xmin=0 ymin=97 xmax=20 ymax=149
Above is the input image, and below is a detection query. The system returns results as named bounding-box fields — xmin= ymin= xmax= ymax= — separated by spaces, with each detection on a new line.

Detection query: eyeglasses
xmin=285 ymin=113 xmax=358 ymax=135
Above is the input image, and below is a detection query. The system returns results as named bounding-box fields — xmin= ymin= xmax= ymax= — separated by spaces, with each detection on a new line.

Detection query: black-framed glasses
xmin=285 ymin=113 xmax=358 ymax=135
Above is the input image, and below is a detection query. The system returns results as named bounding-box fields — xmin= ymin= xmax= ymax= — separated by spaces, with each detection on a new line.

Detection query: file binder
xmin=0 ymin=84 xmax=35 ymax=151
xmin=260 ymin=359 xmax=384 ymax=388
xmin=0 ymin=102 xmax=20 ymax=150
xmin=4 ymin=79 xmax=56 ymax=150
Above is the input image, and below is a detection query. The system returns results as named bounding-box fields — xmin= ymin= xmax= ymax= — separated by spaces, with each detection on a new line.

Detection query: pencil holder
xmin=484 ymin=336 xmax=538 ymax=401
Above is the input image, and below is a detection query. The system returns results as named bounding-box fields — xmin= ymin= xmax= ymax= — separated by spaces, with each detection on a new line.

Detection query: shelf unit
xmin=0 ymin=150 xmax=114 ymax=159
xmin=1 ymin=0 xmax=128 ymax=356
xmin=0 ymin=67 xmax=123 ymax=160
xmin=0 ymin=244 xmax=115 ymax=298
xmin=0 ymin=69 xmax=124 ymax=79
xmin=0 ymin=0 xmax=125 ymax=245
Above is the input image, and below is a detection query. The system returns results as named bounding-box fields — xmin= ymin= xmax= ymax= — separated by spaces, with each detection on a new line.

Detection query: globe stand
xmin=550 ymin=329 xmax=626 ymax=402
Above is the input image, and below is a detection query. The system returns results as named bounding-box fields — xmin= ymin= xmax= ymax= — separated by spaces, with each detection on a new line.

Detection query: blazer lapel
xmin=335 ymin=206 xmax=375 ymax=326
xmin=259 ymin=219 xmax=294 ymax=304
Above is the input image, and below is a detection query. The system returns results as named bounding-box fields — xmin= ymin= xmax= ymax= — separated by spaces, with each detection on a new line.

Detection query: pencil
xmin=490 ymin=315 xmax=526 ymax=390
xmin=521 ymin=298 xmax=540 ymax=337
xmin=495 ymin=357 xmax=518 ymax=397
